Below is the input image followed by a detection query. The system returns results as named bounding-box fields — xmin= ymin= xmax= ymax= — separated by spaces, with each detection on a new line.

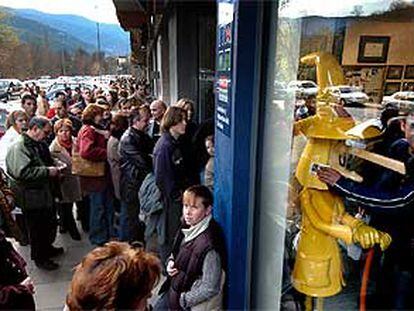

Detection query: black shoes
xmin=35 ymin=259 xmax=59 ymax=271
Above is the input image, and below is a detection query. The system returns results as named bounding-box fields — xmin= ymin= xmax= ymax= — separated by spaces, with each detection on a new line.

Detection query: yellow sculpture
xmin=292 ymin=52 xmax=394 ymax=303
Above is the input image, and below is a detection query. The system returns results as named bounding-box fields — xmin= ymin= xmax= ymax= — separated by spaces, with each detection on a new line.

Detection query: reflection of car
xmin=0 ymin=108 xmax=8 ymax=138
xmin=0 ymin=81 xmax=9 ymax=101
xmin=46 ymin=82 xmax=98 ymax=100
xmin=274 ymin=81 xmax=288 ymax=99
xmin=287 ymin=80 xmax=318 ymax=97
xmin=382 ymin=91 xmax=414 ymax=110
xmin=0 ymin=79 xmax=24 ymax=99
xmin=325 ymin=85 xmax=369 ymax=107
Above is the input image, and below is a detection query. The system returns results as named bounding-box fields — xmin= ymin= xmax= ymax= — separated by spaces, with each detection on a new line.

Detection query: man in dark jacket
xmin=119 ymin=106 xmax=153 ymax=242
xmin=6 ymin=117 xmax=63 ymax=270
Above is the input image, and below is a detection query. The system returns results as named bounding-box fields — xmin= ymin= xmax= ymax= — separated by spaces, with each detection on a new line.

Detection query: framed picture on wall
xmin=404 ymin=65 xmax=414 ymax=79
xmin=358 ymin=36 xmax=390 ymax=63
xmin=386 ymin=66 xmax=404 ymax=79
xmin=384 ymin=82 xmax=401 ymax=96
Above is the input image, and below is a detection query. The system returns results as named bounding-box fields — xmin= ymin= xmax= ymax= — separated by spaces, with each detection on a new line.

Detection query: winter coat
xmin=0 ymin=127 xmax=20 ymax=171
xmin=119 ymin=127 xmax=153 ymax=204
xmin=49 ymin=138 xmax=82 ymax=203
xmin=5 ymin=134 xmax=55 ymax=211
xmin=107 ymin=136 xmax=121 ymax=200
xmin=153 ymin=132 xmax=189 ymax=202
xmin=139 ymin=173 xmax=165 ymax=244
xmin=77 ymin=124 xmax=109 ymax=194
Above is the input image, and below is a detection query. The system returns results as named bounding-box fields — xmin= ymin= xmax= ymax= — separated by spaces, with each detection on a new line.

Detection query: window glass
xmin=253 ymin=1 xmax=414 ymax=309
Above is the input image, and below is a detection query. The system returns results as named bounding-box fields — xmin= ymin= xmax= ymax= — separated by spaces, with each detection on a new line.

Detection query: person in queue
xmin=155 ymin=185 xmax=225 ymax=311
xmin=0 ymin=230 xmax=35 ymax=310
xmin=66 ymin=241 xmax=161 ymax=311
xmin=6 ymin=116 xmax=63 ymax=270
xmin=0 ymin=110 xmax=29 ymax=170
xmin=149 ymin=99 xmax=167 ymax=145
xmin=49 ymin=118 xmax=82 ymax=241
xmin=153 ymin=106 xmax=191 ymax=262
xmin=77 ymin=104 xmax=113 ymax=246
xmin=21 ymin=93 xmax=37 ymax=121
xmin=119 ymin=106 xmax=153 ymax=242
xmin=107 ymin=113 xmax=129 ymax=222
xmin=175 ymin=98 xmax=200 ymax=184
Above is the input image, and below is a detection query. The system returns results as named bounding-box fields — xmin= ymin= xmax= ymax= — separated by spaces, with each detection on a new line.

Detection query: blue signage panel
xmin=215 ymin=1 xmax=235 ymax=137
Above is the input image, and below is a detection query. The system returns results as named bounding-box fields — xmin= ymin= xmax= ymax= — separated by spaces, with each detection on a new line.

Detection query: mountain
xmin=0 ymin=7 xmax=130 ymax=56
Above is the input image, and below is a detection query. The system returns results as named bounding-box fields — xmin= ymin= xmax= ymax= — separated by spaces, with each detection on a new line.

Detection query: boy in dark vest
xmin=155 ymin=185 xmax=224 ymax=311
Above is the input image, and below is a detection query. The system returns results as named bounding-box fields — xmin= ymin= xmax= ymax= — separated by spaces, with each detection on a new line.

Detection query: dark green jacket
xmin=5 ymin=134 xmax=54 ymax=210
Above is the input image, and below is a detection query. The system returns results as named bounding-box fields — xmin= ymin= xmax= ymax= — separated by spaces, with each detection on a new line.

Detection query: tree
xmin=0 ymin=11 xmax=19 ymax=76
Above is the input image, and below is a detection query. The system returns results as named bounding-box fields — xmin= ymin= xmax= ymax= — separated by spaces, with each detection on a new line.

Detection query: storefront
xmin=215 ymin=1 xmax=414 ymax=310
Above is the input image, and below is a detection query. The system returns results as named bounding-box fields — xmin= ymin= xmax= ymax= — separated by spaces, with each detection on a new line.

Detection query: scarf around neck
xmin=182 ymin=214 xmax=212 ymax=243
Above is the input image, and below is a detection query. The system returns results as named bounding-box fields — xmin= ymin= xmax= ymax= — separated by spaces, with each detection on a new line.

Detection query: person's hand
xmin=379 ymin=232 xmax=392 ymax=251
xmin=100 ymin=130 xmax=110 ymax=140
xmin=166 ymin=260 xmax=179 ymax=277
xmin=48 ymin=167 xmax=59 ymax=177
xmin=21 ymin=277 xmax=35 ymax=294
xmin=316 ymin=167 xmax=342 ymax=186
xmin=352 ymin=224 xmax=381 ymax=249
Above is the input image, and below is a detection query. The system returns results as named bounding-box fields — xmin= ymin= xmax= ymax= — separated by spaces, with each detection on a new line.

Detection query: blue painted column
xmin=214 ymin=0 xmax=263 ymax=309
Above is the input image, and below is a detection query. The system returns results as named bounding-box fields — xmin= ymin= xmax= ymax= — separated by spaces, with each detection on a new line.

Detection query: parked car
xmin=287 ymin=80 xmax=318 ymax=97
xmin=382 ymin=91 xmax=414 ymax=110
xmin=0 ymin=80 xmax=9 ymax=101
xmin=324 ymin=85 xmax=369 ymax=107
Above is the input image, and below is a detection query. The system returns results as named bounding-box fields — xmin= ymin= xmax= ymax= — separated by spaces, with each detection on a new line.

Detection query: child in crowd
xmin=204 ymin=135 xmax=214 ymax=192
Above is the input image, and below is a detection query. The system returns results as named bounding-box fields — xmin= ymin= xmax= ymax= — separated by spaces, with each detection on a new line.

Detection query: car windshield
xmin=301 ymin=82 xmax=315 ymax=88
xmin=339 ymin=87 xmax=353 ymax=94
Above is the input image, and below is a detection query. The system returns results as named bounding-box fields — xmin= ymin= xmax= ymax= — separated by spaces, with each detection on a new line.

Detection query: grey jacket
xmin=139 ymin=173 xmax=165 ymax=244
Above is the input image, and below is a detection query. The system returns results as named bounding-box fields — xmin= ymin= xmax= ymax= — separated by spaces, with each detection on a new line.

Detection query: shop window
xmin=253 ymin=1 xmax=414 ymax=310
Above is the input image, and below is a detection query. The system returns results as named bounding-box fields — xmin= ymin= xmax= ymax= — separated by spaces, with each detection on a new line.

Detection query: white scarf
xmin=182 ymin=214 xmax=212 ymax=243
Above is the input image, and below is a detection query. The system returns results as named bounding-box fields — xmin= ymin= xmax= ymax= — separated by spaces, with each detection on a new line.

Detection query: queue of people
xmin=0 ymin=77 xmax=221 ymax=310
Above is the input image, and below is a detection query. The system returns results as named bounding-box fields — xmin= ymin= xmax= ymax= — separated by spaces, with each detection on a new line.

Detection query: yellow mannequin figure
xmin=291 ymin=52 xmax=393 ymax=303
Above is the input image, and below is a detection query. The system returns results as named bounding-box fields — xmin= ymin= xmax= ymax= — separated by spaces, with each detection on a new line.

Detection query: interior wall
xmin=343 ymin=21 xmax=414 ymax=65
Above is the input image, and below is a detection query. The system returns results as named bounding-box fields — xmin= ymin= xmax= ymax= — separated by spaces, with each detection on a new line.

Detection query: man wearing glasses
xmin=6 ymin=117 xmax=64 ymax=270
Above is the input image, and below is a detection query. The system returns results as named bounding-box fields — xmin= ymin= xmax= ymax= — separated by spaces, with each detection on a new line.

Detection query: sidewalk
xmin=13 ymin=229 xmax=93 ymax=310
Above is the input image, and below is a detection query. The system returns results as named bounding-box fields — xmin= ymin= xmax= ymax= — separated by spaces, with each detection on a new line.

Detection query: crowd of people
xmin=0 ymin=77 xmax=224 ymax=310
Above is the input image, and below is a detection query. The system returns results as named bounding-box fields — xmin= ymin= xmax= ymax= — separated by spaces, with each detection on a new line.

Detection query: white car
xmin=288 ymin=80 xmax=318 ymax=97
xmin=382 ymin=91 xmax=414 ymax=110
xmin=325 ymin=85 xmax=369 ymax=107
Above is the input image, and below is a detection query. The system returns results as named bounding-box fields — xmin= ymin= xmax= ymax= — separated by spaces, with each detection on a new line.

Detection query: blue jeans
xmin=89 ymin=189 xmax=114 ymax=245
xmin=119 ymin=201 xmax=142 ymax=242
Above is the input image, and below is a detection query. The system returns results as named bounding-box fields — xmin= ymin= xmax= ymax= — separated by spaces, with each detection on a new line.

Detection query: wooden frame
xmin=404 ymin=65 xmax=414 ymax=79
xmin=358 ymin=36 xmax=390 ymax=63
xmin=386 ymin=65 xmax=404 ymax=80
xmin=384 ymin=82 xmax=401 ymax=96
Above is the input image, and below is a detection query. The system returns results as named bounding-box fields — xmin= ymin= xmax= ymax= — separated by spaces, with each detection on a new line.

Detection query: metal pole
xmin=61 ymin=33 xmax=66 ymax=76
xmin=96 ymin=21 xmax=101 ymax=77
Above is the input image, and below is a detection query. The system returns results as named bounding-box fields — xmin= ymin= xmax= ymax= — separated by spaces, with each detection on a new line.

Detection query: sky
xmin=0 ymin=0 xmax=119 ymax=24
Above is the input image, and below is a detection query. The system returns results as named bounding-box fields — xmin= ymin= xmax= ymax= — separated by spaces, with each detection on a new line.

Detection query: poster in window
xmin=386 ymin=66 xmax=403 ymax=80
xmin=358 ymin=36 xmax=390 ymax=63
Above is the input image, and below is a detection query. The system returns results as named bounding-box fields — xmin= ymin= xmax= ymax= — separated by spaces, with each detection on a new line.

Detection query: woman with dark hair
xmin=49 ymin=118 xmax=82 ymax=241
xmin=153 ymin=106 xmax=191 ymax=263
xmin=107 ymin=113 xmax=129 ymax=203
xmin=66 ymin=241 xmax=161 ymax=311
xmin=175 ymin=98 xmax=200 ymax=184
xmin=77 ymin=104 xmax=113 ymax=246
